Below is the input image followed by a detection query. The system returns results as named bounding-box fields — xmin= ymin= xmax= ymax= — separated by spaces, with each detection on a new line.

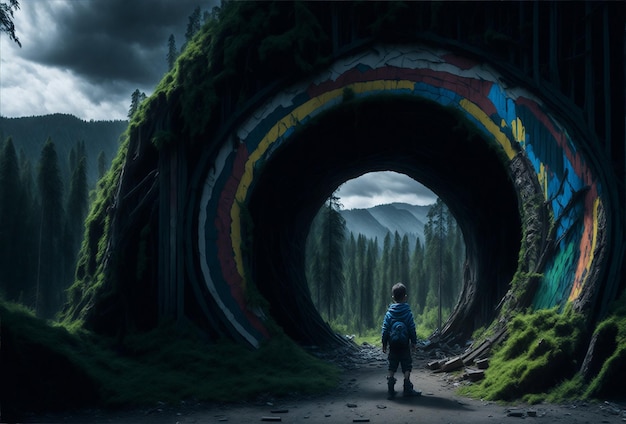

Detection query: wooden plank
xmin=476 ymin=358 xmax=490 ymax=369
xmin=462 ymin=327 xmax=508 ymax=365
xmin=441 ymin=356 xmax=464 ymax=372
xmin=464 ymin=368 xmax=485 ymax=382
xmin=427 ymin=360 xmax=442 ymax=370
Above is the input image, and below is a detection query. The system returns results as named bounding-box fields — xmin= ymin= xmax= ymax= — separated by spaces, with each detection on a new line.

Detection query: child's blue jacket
xmin=381 ymin=302 xmax=418 ymax=347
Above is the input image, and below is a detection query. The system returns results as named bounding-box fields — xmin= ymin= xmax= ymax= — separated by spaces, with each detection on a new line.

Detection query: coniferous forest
xmin=306 ymin=195 xmax=465 ymax=340
xmin=0 ymin=116 xmax=126 ymax=318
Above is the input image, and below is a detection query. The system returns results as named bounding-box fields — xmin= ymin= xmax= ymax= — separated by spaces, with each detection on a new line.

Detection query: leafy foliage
xmin=0 ymin=0 xmax=20 ymax=46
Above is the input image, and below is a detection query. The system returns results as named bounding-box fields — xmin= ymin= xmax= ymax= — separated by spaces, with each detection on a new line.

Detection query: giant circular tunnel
xmin=185 ymin=44 xmax=611 ymax=349
xmin=58 ymin=10 xmax=622 ymax=359
xmin=247 ymin=96 xmax=522 ymax=344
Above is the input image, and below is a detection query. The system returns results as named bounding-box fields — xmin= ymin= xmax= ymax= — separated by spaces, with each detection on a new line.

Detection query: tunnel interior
xmin=247 ymin=95 xmax=522 ymax=345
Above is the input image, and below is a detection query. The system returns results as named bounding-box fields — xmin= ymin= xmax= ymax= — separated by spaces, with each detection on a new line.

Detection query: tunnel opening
xmin=304 ymin=172 xmax=466 ymax=341
xmin=246 ymin=94 xmax=522 ymax=346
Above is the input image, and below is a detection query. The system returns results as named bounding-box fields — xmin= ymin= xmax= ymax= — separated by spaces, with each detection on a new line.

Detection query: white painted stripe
xmin=198 ymin=142 xmax=260 ymax=348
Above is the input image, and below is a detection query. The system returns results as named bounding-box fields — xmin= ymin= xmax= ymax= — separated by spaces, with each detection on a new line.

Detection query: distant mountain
xmin=0 ymin=114 xmax=128 ymax=188
xmin=339 ymin=202 xmax=433 ymax=249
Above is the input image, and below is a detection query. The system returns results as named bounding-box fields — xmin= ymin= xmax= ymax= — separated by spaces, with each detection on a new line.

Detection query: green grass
xmin=329 ymin=319 xmax=434 ymax=346
xmin=461 ymin=293 xmax=626 ymax=405
xmin=2 ymin=298 xmax=340 ymax=418
xmin=328 ymin=321 xmax=381 ymax=346
xmin=458 ymin=307 xmax=585 ymax=404
xmin=582 ymin=292 xmax=626 ymax=400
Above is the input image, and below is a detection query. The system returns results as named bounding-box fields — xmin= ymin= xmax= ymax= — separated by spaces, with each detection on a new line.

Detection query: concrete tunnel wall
xmin=187 ymin=44 xmax=608 ymax=348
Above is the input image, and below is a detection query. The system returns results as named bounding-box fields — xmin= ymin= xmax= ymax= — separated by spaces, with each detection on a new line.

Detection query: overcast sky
xmin=0 ymin=0 xmax=210 ymax=121
xmin=0 ymin=0 xmax=436 ymax=208
xmin=336 ymin=171 xmax=437 ymax=210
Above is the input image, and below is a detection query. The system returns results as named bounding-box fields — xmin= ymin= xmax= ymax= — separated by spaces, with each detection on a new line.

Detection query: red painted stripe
xmin=216 ymin=144 xmax=270 ymax=338
xmin=307 ymin=65 xmax=496 ymax=116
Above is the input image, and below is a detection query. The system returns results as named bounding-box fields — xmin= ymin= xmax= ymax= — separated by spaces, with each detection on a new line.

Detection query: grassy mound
xmin=1 ymin=299 xmax=340 ymax=421
xmin=459 ymin=307 xmax=585 ymax=403
xmin=583 ymin=292 xmax=626 ymax=400
xmin=460 ymin=294 xmax=626 ymax=404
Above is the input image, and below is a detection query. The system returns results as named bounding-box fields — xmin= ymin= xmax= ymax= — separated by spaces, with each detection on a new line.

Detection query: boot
xmin=403 ymin=379 xmax=422 ymax=397
xmin=387 ymin=376 xmax=397 ymax=399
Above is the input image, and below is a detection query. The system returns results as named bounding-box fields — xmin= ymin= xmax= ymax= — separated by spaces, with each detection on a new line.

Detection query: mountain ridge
xmin=0 ymin=113 xmax=128 ymax=188
xmin=339 ymin=202 xmax=433 ymax=248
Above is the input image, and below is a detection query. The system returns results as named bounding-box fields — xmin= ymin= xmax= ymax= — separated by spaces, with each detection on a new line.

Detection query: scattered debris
xmin=441 ymin=356 xmax=464 ymax=372
xmin=463 ymin=368 xmax=485 ymax=382
xmin=261 ymin=417 xmax=281 ymax=422
xmin=600 ymin=401 xmax=622 ymax=416
xmin=346 ymin=403 xmax=358 ymax=408
xmin=475 ymin=358 xmax=490 ymax=369
xmin=506 ymin=410 xmax=524 ymax=417
xmin=306 ymin=335 xmax=497 ymax=386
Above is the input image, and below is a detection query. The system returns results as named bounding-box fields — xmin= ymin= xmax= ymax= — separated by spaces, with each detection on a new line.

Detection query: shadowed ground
xmin=24 ymin=345 xmax=626 ymax=424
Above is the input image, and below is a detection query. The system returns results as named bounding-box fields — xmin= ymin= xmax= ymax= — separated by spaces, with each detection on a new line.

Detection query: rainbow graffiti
xmin=198 ymin=45 xmax=604 ymax=342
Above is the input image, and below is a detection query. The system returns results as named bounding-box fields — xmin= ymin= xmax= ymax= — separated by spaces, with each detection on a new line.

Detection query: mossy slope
xmin=2 ymin=299 xmax=339 ymax=421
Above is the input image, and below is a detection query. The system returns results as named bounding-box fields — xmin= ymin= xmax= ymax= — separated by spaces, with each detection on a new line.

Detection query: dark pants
xmin=388 ymin=346 xmax=412 ymax=373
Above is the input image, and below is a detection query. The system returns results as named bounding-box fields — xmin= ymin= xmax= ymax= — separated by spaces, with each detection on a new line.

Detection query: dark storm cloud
xmin=336 ymin=172 xmax=438 ymax=209
xmin=19 ymin=0 xmax=211 ymax=89
xmin=340 ymin=172 xmax=434 ymax=199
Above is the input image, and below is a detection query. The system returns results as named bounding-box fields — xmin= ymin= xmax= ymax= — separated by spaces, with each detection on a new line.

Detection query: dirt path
xmin=23 ymin=345 xmax=626 ymax=424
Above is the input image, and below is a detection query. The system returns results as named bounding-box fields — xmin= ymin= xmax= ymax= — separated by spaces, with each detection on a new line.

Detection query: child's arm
xmin=381 ymin=313 xmax=391 ymax=352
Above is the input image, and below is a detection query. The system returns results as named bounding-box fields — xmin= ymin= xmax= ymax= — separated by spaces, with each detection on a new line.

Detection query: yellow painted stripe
xmin=459 ymin=98 xmax=516 ymax=160
xmin=230 ymin=80 xmax=418 ymax=281
xmin=231 ymin=81 xmax=516 ymax=286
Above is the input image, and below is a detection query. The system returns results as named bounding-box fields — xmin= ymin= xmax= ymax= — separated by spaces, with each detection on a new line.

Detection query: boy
xmin=381 ymin=282 xmax=421 ymax=399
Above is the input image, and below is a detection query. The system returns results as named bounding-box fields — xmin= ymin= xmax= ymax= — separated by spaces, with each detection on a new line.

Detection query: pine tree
xmin=448 ymin=215 xmax=465 ymax=306
xmin=400 ymin=234 xmax=411 ymax=287
xmin=356 ymin=234 xmax=367 ymax=334
xmin=128 ymin=89 xmax=147 ymax=119
xmin=343 ymin=233 xmax=358 ymax=327
xmin=410 ymin=237 xmax=426 ymax=312
xmin=18 ymin=154 xmax=38 ymax=306
xmin=317 ymin=195 xmax=346 ymax=320
xmin=185 ymin=6 xmax=202 ymax=43
xmin=36 ymin=138 xmax=65 ymax=318
xmin=167 ymin=33 xmax=178 ymax=71
xmin=391 ymin=231 xmax=402 ymax=285
xmin=363 ymin=238 xmax=378 ymax=329
xmin=0 ymin=137 xmax=23 ymax=300
xmin=377 ymin=232 xmax=392 ymax=319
